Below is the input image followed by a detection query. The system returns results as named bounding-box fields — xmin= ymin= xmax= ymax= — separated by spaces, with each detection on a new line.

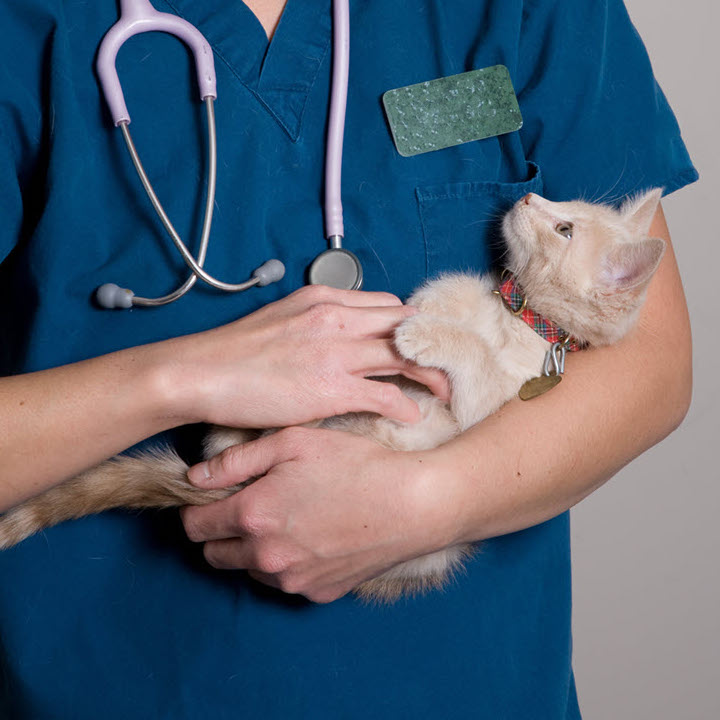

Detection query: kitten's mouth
xmin=507 ymin=198 xmax=537 ymax=234
xmin=502 ymin=203 xmax=534 ymax=269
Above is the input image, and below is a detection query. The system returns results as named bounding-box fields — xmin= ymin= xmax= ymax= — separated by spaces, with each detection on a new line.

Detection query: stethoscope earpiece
xmin=96 ymin=283 xmax=135 ymax=309
xmin=252 ymin=259 xmax=286 ymax=287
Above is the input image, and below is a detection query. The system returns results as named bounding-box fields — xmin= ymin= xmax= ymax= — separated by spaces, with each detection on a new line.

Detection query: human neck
xmin=242 ymin=0 xmax=288 ymax=40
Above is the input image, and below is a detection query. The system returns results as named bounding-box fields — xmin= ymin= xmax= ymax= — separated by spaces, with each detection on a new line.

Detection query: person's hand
xmin=168 ymin=285 xmax=450 ymax=429
xmin=180 ymin=427 xmax=459 ymax=603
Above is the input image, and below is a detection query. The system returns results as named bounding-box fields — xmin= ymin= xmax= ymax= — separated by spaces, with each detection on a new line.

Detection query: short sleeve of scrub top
xmin=0 ymin=1 xmax=697 ymax=719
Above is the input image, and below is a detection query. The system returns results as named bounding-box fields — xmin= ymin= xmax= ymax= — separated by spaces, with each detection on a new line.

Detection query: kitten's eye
xmin=555 ymin=222 xmax=574 ymax=239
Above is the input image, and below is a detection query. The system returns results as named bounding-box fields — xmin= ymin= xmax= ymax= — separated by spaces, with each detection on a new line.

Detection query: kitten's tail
xmin=0 ymin=447 xmax=235 ymax=550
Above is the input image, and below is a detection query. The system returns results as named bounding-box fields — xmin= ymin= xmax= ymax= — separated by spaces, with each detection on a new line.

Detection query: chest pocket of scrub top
xmin=416 ymin=162 xmax=543 ymax=277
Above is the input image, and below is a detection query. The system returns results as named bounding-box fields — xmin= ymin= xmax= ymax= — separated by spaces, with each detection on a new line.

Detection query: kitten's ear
xmin=621 ymin=188 xmax=664 ymax=237
xmin=600 ymin=237 xmax=666 ymax=293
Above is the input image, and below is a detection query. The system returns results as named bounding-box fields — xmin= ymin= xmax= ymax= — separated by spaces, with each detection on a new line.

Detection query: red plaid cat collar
xmin=494 ymin=271 xmax=584 ymax=352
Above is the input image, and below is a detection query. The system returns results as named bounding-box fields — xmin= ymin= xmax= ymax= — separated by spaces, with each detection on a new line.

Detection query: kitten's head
xmin=501 ymin=189 xmax=665 ymax=346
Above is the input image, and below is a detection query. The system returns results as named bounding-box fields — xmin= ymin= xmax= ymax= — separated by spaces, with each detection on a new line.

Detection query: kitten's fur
xmin=0 ymin=189 xmax=665 ymax=602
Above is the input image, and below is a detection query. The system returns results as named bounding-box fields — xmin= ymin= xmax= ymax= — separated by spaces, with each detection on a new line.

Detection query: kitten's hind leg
xmin=0 ymin=447 xmax=239 ymax=550
xmin=356 ymin=544 xmax=475 ymax=603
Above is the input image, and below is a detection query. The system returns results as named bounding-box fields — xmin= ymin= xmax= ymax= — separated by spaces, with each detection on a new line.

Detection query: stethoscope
xmin=95 ymin=0 xmax=361 ymax=310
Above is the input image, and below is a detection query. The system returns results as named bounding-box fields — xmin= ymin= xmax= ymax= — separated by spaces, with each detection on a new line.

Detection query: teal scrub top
xmin=0 ymin=1 xmax=697 ymax=718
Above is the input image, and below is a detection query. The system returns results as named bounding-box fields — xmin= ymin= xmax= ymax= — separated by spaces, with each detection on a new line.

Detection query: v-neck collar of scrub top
xmin=164 ymin=0 xmax=331 ymax=141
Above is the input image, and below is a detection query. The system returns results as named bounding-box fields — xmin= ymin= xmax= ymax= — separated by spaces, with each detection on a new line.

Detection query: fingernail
xmin=187 ymin=461 xmax=214 ymax=487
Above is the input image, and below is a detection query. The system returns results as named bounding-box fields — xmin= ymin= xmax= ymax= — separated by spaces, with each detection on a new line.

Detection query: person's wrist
xmin=399 ymin=446 xmax=475 ymax=553
xmin=130 ymin=337 xmax=205 ymax=429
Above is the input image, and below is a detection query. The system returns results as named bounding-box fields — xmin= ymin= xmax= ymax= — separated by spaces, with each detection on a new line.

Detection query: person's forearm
xmin=436 ymin=325 xmax=690 ymax=545
xmin=432 ymin=208 xmax=692 ymax=546
xmin=0 ymin=343 xmax=182 ymax=511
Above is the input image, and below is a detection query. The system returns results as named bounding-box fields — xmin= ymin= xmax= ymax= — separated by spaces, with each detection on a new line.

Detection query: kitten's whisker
xmin=464 ymin=209 xmax=508 ymax=227
xmin=592 ymin=158 xmax=629 ymax=205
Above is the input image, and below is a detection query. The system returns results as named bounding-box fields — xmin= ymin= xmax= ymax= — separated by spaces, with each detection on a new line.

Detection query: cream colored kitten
xmin=0 ymin=189 xmax=665 ymax=602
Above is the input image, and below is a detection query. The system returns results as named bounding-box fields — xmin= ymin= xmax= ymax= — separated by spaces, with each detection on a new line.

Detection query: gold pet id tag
xmin=519 ymin=341 xmax=567 ymax=401
xmin=519 ymin=374 xmax=562 ymax=401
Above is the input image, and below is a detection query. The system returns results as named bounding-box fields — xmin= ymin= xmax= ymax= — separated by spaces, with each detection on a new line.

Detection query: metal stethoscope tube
xmin=97 ymin=98 xmax=284 ymax=309
xmin=119 ymin=97 xmax=284 ymax=301
xmin=118 ymin=98 xmax=218 ymax=306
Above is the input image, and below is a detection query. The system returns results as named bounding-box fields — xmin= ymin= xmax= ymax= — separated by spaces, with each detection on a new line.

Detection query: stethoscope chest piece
xmin=308 ymin=248 xmax=363 ymax=290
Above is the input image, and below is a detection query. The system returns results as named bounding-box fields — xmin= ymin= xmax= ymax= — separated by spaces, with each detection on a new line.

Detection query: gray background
xmin=571 ymin=1 xmax=719 ymax=718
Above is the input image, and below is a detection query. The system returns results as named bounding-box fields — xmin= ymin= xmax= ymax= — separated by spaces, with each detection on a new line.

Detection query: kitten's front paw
xmin=394 ymin=313 xmax=436 ymax=364
xmin=407 ymin=273 xmax=486 ymax=321
xmin=396 ymin=312 xmax=494 ymax=430
xmin=394 ymin=314 xmax=466 ymax=371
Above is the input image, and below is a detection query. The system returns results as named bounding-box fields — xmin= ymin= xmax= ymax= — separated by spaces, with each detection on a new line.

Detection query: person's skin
xmin=180 ymin=205 xmax=693 ymax=603
xmin=246 ymin=0 xmax=287 ymax=39
xmin=0 ymin=289 xmax=449 ymax=512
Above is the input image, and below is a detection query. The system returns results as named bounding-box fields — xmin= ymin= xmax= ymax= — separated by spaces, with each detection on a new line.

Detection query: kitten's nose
xmin=522 ymin=193 xmax=534 ymax=205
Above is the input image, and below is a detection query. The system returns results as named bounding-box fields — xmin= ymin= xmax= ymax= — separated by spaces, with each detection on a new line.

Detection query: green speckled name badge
xmin=382 ymin=65 xmax=523 ymax=157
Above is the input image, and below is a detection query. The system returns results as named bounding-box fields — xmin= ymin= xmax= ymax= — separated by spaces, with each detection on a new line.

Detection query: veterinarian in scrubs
xmin=0 ymin=0 xmax=697 ymax=717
